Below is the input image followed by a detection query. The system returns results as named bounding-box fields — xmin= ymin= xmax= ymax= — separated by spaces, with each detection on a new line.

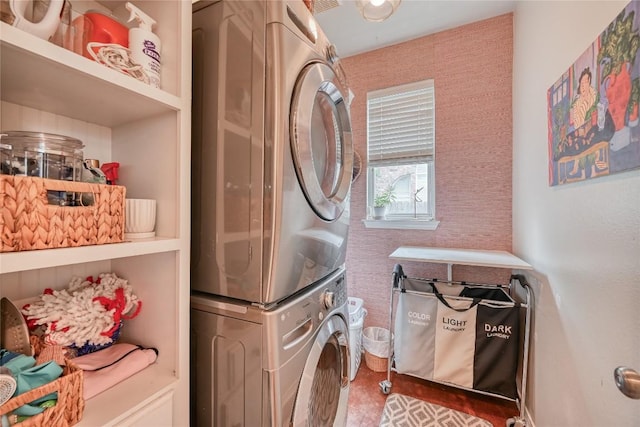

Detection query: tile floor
xmin=346 ymin=362 xmax=519 ymax=426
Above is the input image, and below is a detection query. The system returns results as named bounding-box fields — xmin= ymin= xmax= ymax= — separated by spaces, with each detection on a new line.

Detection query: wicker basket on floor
xmin=0 ymin=341 xmax=84 ymax=427
xmin=0 ymin=175 xmax=125 ymax=253
xmin=364 ymin=350 xmax=389 ymax=373
xmin=362 ymin=326 xmax=391 ymax=373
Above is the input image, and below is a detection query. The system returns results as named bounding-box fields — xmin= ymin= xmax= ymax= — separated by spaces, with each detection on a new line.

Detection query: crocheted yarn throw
xmin=22 ymin=274 xmax=142 ymax=351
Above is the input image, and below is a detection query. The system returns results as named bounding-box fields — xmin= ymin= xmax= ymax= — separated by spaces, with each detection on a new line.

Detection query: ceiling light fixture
xmin=355 ymin=0 xmax=401 ymax=23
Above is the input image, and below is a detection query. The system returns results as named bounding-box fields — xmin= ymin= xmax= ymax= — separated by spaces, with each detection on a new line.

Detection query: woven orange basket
xmin=0 ymin=342 xmax=84 ymax=427
xmin=0 ymin=175 xmax=125 ymax=252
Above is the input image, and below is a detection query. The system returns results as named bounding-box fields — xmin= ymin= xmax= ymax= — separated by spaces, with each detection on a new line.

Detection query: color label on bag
xmin=433 ymin=298 xmax=477 ymax=388
xmin=394 ymin=293 xmax=437 ymax=379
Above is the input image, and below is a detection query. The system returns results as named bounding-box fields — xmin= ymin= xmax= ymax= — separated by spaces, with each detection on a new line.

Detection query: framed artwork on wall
xmin=547 ymin=0 xmax=640 ymax=186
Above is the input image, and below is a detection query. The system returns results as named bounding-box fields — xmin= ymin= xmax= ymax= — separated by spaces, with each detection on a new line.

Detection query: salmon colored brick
xmin=342 ymin=14 xmax=514 ymax=329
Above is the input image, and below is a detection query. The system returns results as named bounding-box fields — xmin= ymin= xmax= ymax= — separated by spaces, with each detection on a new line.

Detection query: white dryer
xmin=191 ymin=267 xmax=350 ymax=426
xmin=192 ymin=0 xmax=353 ymax=305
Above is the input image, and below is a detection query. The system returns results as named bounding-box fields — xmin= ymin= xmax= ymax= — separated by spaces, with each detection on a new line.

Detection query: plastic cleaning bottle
xmin=80 ymin=159 xmax=107 ymax=205
xmin=125 ymin=2 xmax=161 ymax=88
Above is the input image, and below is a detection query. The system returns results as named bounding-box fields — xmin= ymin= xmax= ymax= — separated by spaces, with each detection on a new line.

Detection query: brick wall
xmin=342 ymin=14 xmax=514 ymax=328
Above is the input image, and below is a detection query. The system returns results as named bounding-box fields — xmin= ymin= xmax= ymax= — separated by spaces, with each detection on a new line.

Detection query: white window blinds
xmin=367 ymin=79 xmax=435 ymax=167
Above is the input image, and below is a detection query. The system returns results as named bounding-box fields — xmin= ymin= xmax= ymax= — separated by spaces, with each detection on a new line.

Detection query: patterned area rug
xmin=379 ymin=393 xmax=493 ymax=427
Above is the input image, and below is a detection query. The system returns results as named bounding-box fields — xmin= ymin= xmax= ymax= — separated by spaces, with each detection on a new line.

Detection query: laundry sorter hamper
xmin=379 ymin=264 xmax=532 ymax=427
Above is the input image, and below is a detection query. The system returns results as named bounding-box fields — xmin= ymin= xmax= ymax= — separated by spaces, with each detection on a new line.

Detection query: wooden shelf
xmin=77 ymin=364 xmax=176 ymax=427
xmin=0 ymin=23 xmax=181 ymax=127
xmin=0 ymin=238 xmax=181 ymax=274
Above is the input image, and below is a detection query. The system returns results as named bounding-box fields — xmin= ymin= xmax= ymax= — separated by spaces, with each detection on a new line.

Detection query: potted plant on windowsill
xmin=372 ymin=186 xmax=396 ymax=219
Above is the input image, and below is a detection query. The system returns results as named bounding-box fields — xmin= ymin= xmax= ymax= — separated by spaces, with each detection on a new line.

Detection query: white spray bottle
xmin=125 ymin=2 xmax=161 ymax=88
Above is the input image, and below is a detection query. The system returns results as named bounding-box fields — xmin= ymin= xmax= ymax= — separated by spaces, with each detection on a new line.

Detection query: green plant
xmin=374 ymin=186 xmax=396 ymax=208
xmin=598 ymin=9 xmax=640 ymax=84
xmin=628 ymin=77 xmax=640 ymax=114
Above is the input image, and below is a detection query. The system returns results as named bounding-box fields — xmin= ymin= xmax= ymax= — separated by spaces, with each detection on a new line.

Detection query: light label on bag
xmin=434 ymin=300 xmax=477 ymax=388
xmin=443 ymin=317 xmax=467 ymax=331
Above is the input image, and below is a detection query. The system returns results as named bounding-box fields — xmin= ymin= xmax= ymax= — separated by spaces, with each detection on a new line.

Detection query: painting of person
xmin=547 ymin=1 xmax=640 ymax=186
xmin=570 ymin=67 xmax=597 ymax=130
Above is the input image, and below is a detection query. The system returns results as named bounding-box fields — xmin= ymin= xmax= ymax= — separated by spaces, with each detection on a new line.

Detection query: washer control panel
xmin=321 ymin=291 xmax=335 ymax=309
xmin=318 ymin=270 xmax=347 ymax=311
xmin=333 ymin=274 xmax=347 ymax=308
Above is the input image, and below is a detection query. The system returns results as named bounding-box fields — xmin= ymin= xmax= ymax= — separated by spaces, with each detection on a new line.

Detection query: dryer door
xmin=291 ymin=315 xmax=350 ymax=426
xmin=290 ymin=62 xmax=353 ymax=222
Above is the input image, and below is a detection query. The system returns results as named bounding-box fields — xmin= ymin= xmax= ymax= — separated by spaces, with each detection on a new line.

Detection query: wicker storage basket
xmin=362 ymin=326 xmax=391 ymax=372
xmin=0 ymin=343 xmax=84 ymax=427
xmin=364 ymin=350 xmax=388 ymax=373
xmin=0 ymin=175 xmax=125 ymax=252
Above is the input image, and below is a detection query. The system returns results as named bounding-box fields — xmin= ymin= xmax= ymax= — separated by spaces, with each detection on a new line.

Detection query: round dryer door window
xmin=291 ymin=315 xmax=350 ymax=426
xmin=290 ymin=62 xmax=353 ymax=222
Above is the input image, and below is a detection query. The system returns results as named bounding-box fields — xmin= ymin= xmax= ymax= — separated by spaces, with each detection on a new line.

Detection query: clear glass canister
xmin=0 ymin=142 xmax=11 ymax=175
xmin=0 ymin=131 xmax=84 ymax=181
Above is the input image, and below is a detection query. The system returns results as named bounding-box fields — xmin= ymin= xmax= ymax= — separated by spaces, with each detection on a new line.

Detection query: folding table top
xmin=389 ymin=246 xmax=533 ymax=272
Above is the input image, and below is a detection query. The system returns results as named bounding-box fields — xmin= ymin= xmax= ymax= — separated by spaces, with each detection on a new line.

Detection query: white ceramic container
xmin=125 ymin=198 xmax=156 ymax=239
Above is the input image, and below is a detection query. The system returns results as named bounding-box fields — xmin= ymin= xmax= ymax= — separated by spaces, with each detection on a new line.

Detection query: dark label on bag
xmin=473 ymin=305 xmax=519 ymax=399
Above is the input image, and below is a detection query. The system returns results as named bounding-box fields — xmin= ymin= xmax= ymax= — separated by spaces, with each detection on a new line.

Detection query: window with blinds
xmin=366 ymin=79 xmax=435 ymax=221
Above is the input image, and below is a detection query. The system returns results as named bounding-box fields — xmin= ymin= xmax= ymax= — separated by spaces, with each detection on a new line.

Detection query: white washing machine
xmin=190 ymin=267 xmax=350 ymax=426
xmin=192 ymin=0 xmax=353 ymax=306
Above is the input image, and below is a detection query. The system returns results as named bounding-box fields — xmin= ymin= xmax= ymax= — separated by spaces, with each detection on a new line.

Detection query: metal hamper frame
xmin=379 ymin=264 xmax=532 ymax=427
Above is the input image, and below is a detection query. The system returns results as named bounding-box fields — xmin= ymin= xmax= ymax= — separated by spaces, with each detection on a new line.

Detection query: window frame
xmin=363 ymin=79 xmax=439 ymax=230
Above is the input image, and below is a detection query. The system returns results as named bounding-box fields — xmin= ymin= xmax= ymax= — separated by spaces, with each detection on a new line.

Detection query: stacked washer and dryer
xmin=190 ymin=1 xmax=354 ymax=425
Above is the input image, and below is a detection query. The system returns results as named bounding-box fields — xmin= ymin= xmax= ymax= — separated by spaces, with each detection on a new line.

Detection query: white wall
xmin=513 ymin=1 xmax=640 ymax=426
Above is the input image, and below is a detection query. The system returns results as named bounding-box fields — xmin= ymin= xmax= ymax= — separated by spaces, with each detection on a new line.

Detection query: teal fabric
xmin=12 ymin=361 xmax=63 ymax=416
xmin=3 ymin=354 xmax=35 ymax=374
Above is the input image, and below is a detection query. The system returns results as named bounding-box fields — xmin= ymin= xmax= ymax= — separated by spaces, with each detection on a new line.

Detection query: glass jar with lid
xmin=0 ymin=141 xmax=11 ymax=175
xmin=0 ymin=131 xmax=84 ymax=181
xmin=0 ymin=131 xmax=85 ymax=206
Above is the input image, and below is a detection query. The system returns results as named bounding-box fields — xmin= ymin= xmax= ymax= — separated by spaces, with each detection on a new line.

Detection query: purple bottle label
xmin=142 ymin=40 xmax=161 ymax=63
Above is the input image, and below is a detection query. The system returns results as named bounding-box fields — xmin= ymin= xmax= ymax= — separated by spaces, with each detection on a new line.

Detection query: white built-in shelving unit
xmin=0 ymin=1 xmax=191 ymax=424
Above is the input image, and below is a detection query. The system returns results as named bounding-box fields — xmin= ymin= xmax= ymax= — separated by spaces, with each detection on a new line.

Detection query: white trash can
xmin=348 ymin=297 xmax=366 ymax=381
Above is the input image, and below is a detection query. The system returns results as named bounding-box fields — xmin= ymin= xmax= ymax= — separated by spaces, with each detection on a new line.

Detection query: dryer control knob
xmin=322 ymin=291 xmax=336 ymax=309
xmin=326 ymin=44 xmax=339 ymax=64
